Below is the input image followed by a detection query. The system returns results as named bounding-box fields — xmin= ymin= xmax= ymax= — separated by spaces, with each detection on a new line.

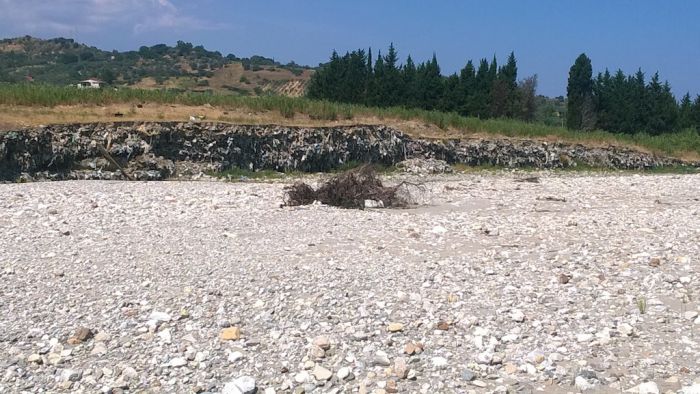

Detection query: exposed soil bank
xmin=0 ymin=122 xmax=695 ymax=181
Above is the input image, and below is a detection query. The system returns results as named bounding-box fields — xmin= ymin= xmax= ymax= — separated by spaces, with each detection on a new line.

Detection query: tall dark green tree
xmin=418 ymin=54 xmax=444 ymax=110
xmin=440 ymin=73 xmax=461 ymax=112
xmin=380 ymin=43 xmax=404 ymax=106
xmin=566 ymin=53 xmax=594 ymax=130
xmin=403 ymin=55 xmax=419 ymax=108
xmin=473 ymin=58 xmax=492 ymax=118
xmin=678 ymin=93 xmax=694 ymax=129
xmin=692 ymin=96 xmax=700 ymax=130
xmin=645 ymin=74 xmax=678 ymax=135
xmin=458 ymin=60 xmax=476 ymax=116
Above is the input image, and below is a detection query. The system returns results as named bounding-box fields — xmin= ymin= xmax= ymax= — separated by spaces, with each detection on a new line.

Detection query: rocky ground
xmin=1 ymin=172 xmax=699 ymax=394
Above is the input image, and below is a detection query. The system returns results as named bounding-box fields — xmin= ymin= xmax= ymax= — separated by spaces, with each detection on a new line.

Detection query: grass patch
xmin=208 ymin=167 xmax=287 ymax=181
xmin=1 ymin=83 xmax=699 ymax=159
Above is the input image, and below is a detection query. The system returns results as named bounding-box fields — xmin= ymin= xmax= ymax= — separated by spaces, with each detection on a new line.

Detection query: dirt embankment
xmin=0 ymin=122 xmax=696 ymax=182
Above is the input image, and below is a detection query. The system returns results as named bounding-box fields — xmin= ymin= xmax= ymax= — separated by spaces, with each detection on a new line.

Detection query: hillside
xmin=0 ymin=36 xmax=312 ymax=97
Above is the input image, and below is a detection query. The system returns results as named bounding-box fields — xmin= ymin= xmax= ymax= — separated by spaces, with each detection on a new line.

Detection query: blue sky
xmin=1 ymin=0 xmax=698 ymax=97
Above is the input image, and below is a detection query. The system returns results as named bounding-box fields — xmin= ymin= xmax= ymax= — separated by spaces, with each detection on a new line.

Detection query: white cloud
xmin=0 ymin=0 xmax=226 ymax=36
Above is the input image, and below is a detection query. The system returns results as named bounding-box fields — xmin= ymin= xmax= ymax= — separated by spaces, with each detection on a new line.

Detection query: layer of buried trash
xmin=283 ymin=165 xmax=424 ymax=209
xmin=1 ymin=122 xmax=697 ymax=182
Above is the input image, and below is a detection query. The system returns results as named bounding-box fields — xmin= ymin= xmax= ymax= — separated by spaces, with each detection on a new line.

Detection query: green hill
xmin=0 ymin=36 xmax=312 ymax=96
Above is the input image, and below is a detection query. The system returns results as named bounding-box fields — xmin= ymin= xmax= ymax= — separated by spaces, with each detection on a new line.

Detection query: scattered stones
xmin=2 ymin=173 xmax=699 ymax=393
xmin=558 ymin=273 xmax=571 ymax=284
xmin=649 ymin=257 xmax=661 ymax=267
xmin=403 ymin=342 xmax=423 ymax=355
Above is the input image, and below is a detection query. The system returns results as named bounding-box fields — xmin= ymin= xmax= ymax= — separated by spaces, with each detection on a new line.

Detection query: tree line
xmin=307 ymin=44 xmax=538 ymax=121
xmin=567 ymin=53 xmax=700 ymax=135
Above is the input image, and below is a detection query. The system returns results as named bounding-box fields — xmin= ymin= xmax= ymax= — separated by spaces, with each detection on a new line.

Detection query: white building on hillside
xmin=77 ymin=79 xmax=102 ymax=89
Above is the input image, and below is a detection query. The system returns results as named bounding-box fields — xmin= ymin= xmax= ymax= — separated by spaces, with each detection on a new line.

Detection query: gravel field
xmin=1 ymin=173 xmax=699 ymax=394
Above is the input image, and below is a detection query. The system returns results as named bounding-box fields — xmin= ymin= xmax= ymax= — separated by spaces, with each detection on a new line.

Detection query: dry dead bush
xmin=283 ymin=165 xmax=421 ymax=209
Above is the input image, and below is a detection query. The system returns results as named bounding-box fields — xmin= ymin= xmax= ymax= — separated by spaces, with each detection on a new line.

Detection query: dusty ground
xmin=1 ymin=173 xmax=699 ymax=393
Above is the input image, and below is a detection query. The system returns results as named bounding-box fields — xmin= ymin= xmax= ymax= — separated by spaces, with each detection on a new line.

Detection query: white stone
xmin=294 ymin=371 xmax=310 ymax=383
xmin=577 ymin=333 xmax=594 ymax=343
xmin=575 ymin=376 xmax=595 ymax=391
xmin=158 ymin=328 xmax=172 ymax=343
xmin=628 ymin=381 xmax=659 ymax=394
xmin=168 ymin=357 xmax=187 ymax=367
xmin=61 ymin=369 xmax=81 ymax=382
xmin=510 ymin=309 xmax=525 ymax=322
xmin=228 ymin=351 xmax=244 ymax=362
xmin=222 ymin=376 xmax=257 ymax=394
xmin=312 ymin=365 xmax=332 ymax=381
xmin=431 ymin=356 xmax=448 ymax=368
xmin=618 ymin=323 xmax=634 ymax=337
xmin=680 ymin=384 xmax=700 ymax=394
xmin=148 ymin=311 xmax=171 ymax=322
xmin=337 ymin=366 xmax=351 ymax=380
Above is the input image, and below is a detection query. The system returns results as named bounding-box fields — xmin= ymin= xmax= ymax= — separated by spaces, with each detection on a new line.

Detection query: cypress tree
xmin=458 ymin=60 xmax=476 ymax=116
xmin=382 ymin=43 xmax=404 ymax=106
xmin=566 ymin=53 xmax=594 ymax=130
xmin=403 ymin=55 xmax=418 ymax=107
xmin=692 ymin=95 xmax=700 ymax=130
xmin=678 ymin=93 xmax=693 ymax=130
xmin=473 ymin=59 xmax=491 ymax=118
xmin=421 ymin=54 xmax=444 ymax=110
xmin=441 ymin=73 xmax=461 ymax=112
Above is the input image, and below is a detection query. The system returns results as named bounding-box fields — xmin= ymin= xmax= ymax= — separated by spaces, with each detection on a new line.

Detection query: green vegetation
xmin=1 ymin=83 xmax=699 ymax=158
xmin=307 ymin=44 xmax=536 ymax=121
xmin=208 ymin=167 xmax=288 ymax=181
xmin=0 ymin=36 xmax=311 ymax=87
xmin=567 ymin=53 xmax=700 ymax=135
